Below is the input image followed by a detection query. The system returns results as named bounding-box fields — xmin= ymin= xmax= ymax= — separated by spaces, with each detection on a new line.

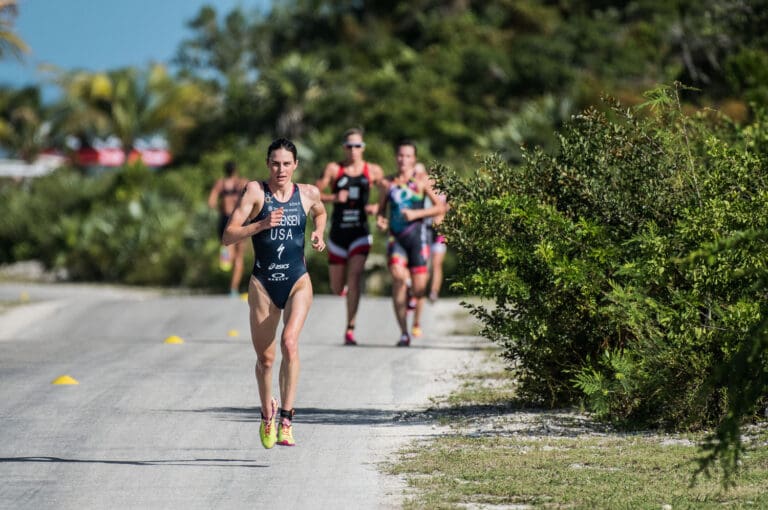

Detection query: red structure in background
xmin=74 ymin=146 xmax=172 ymax=167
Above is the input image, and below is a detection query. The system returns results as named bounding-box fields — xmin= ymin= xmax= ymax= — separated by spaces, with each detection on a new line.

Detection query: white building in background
xmin=0 ymin=135 xmax=172 ymax=178
xmin=0 ymin=152 xmax=67 ymax=178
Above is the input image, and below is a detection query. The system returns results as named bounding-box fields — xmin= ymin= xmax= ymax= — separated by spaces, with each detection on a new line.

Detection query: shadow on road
xmin=176 ymin=406 xmax=430 ymax=426
xmin=0 ymin=456 xmax=266 ymax=468
xmin=339 ymin=342 xmax=482 ymax=351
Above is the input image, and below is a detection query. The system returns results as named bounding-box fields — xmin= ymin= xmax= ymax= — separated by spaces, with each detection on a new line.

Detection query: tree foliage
xmin=52 ymin=65 xmax=215 ymax=157
xmin=169 ymin=0 xmax=768 ymax=168
xmin=434 ymin=83 xmax=768 ymax=481
xmin=0 ymin=163 xmax=219 ymax=286
xmin=0 ymin=86 xmax=48 ymax=160
xmin=0 ymin=0 xmax=28 ymax=61
xmin=2 ymin=0 xmax=766 ymax=166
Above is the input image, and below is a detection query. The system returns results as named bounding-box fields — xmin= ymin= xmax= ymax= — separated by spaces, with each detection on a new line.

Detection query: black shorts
xmin=387 ymin=223 xmax=429 ymax=273
xmin=327 ymin=226 xmax=372 ymax=264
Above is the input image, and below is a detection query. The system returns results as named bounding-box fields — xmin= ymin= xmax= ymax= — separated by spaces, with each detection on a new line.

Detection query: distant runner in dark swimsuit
xmin=222 ymin=138 xmax=326 ymax=449
xmin=208 ymin=160 xmax=249 ymax=296
xmin=316 ymin=128 xmax=383 ymax=345
xmin=411 ymin=162 xmax=449 ymax=339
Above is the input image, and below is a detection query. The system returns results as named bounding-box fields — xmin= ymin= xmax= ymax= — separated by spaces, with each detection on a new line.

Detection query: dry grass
xmin=388 ymin=353 xmax=768 ymax=509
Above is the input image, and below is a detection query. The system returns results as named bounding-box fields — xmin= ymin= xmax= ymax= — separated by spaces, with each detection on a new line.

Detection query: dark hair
xmin=224 ymin=160 xmax=236 ymax=176
xmin=267 ymin=137 xmax=298 ymax=161
xmin=395 ymin=138 xmax=417 ymax=156
xmin=343 ymin=127 xmax=364 ymax=141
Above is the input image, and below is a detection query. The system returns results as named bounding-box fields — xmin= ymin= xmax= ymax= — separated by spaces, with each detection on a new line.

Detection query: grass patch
xmin=390 ymin=356 xmax=768 ymax=509
xmin=393 ymin=433 xmax=768 ymax=509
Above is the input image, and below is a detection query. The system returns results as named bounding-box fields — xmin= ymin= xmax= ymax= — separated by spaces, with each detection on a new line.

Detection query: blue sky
xmin=1 ymin=0 xmax=270 ymax=92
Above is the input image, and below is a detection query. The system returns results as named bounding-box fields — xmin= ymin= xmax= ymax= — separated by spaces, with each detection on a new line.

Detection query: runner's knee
xmin=349 ymin=271 xmax=363 ymax=287
xmin=391 ymin=266 xmax=410 ymax=283
xmin=280 ymin=334 xmax=300 ymax=360
xmin=256 ymin=354 xmax=275 ymax=370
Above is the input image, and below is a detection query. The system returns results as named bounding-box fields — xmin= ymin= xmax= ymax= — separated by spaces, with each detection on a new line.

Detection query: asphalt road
xmin=0 ymin=282 xmax=486 ymax=509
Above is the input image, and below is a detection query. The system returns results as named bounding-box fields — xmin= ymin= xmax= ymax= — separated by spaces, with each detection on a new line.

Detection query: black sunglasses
xmin=344 ymin=143 xmax=365 ymax=148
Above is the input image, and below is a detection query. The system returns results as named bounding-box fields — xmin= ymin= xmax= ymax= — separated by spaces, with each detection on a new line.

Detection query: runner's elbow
xmin=221 ymin=231 xmax=237 ymax=245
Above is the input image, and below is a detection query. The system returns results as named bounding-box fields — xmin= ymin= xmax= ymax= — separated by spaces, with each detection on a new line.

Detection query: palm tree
xmin=255 ymin=52 xmax=327 ymax=139
xmin=176 ymin=6 xmax=253 ymax=85
xmin=0 ymin=0 xmax=29 ymax=60
xmin=0 ymin=86 xmax=49 ymax=160
xmin=53 ymin=64 xmax=215 ymax=159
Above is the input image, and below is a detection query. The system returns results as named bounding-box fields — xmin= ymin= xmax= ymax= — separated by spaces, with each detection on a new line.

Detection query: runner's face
xmin=343 ymin=134 xmax=365 ymax=161
xmin=396 ymin=145 xmax=416 ymax=173
xmin=267 ymin=148 xmax=297 ymax=185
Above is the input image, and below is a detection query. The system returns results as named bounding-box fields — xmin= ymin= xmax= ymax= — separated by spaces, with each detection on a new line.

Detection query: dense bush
xmin=436 ymin=84 xmax=768 ymax=432
xmin=0 ymin=164 xmax=232 ymax=289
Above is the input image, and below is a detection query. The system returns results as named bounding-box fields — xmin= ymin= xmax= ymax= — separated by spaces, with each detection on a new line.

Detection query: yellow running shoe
xmin=412 ymin=325 xmax=423 ymax=338
xmin=277 ymin=421 xmax=295 ymax=446
xmin=277 ymin=408 xmax=296 ymax=446
xmin=259 ymin=397 xmax=278 ymax=449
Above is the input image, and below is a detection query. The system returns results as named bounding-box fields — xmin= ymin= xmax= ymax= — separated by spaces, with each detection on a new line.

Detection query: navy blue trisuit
xmin=250 ymin=182 xmax=308 ymax=309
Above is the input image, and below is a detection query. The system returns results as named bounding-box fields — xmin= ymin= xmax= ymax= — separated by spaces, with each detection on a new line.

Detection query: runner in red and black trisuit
xmin=316 ymin=128 xmax=383 ymax=345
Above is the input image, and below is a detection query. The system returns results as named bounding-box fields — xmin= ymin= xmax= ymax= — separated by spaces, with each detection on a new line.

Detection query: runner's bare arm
xmin=207 ymin=179 xmax=222 ymax=209
xmin=375 ymin=177 xmax=390 ymax=231
xmin=365 ymin=163 xmax=385 ymax=216
xmin=222 ymin=181 xmax=284 ymax=245
xmin=369 ymin=163 xmax=384 ymax=186
xmin=301 ymin=184 xmax=327 ymax=252
xmin=433 ymin=192 xmax=449 ymax=226
xmin=315 ymin=162 xmax=341 ymax=203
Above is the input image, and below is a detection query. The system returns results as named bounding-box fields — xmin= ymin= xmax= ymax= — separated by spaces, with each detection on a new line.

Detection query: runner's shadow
xmin=183 ymin=406 xmax=426 ymax=426
xmin=0 ymin=456 xmax=266 ymax=468
xmin=345 ymin=343 xmax=482 ymax=351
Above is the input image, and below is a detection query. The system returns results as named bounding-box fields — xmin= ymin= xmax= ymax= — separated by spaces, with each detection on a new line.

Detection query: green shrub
xmin=436 ymin=83 xmax=768 ymax=431
xmin=0 ymin=163 xmax=225 ymax=289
